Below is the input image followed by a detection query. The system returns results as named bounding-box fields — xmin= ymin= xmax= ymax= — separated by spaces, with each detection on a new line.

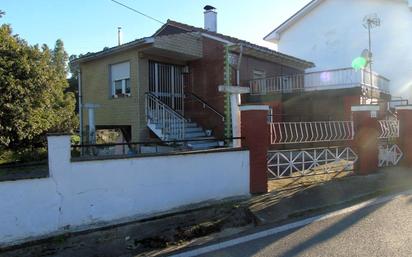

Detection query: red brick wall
xmin=186 ymin=38 xmax=226 ymax=138
xmin=397 ymin=109 xmax=412 ymax=167
xmin=343 ymin=95 xmax=360 ymax=120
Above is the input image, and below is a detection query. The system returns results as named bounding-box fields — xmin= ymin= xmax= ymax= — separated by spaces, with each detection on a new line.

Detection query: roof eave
xmin=263 ymin=0 xmax=323 ymax=43
xmin=230 ymin=43 xmax=315 ymax=70
xmin=71 ymin=37 xmax=154 ymax=65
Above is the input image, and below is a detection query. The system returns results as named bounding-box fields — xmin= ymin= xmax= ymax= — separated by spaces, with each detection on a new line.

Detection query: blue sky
xmin=1 ymin=0 xmax=311 ymax=57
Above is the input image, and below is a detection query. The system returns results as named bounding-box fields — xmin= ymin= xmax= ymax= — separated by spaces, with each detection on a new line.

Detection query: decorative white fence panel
xmin=378 ymin=120 xmax=399 ymax=139
xmin=267 ymin=147 xmax=358 ymax=179
xmin=270 ymin=121 xmax=354 ymax=145
xmin=378 ymin=144 xmax=403 ymax=167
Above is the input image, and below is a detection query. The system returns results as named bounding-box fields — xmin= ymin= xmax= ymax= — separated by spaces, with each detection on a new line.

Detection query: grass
xmin=0 ymin=147 xmax=47 ymax=165
xmin=0 ymin=147 xmax=49 ymax=181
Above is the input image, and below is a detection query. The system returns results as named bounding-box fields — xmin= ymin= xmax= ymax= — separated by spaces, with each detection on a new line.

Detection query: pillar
xmin=396 ymin=106 xmax=412 ymax=167
xmin=351 ymin=105 xmax=380 ymax=175
xmin=240 ymin=105 xmax=270 ymax=194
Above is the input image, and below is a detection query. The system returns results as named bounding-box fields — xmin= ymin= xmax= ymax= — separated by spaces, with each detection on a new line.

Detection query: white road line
xmin=170 ymin=189 xmax=412 ymax=257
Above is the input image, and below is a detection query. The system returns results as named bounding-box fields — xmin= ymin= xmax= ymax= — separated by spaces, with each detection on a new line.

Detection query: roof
xmin=264 ymin=0 xmax=412 ymax=43
xmin=72 ymin=19 xmax=314 ymax=69
xmin=154 ymin=20 xmax=314 ymax=68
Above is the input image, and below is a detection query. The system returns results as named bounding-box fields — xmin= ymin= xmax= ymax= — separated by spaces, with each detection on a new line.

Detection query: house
xmin=71 ymin=6 xmax=314 ymax=148
xmin=264 ymin=0 xmax=412 ymax=100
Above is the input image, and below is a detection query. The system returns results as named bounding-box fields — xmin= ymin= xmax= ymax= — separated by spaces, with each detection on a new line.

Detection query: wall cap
xmin=218 ymin=85 xmax=250 ymax=94
xmin=239 ymin=105 xmax=270 ymax=111
xmin=396 ymin=105 xmax=412 ymax=111
xmin=351 ymin=105 xmax=379 ymax=112
xmin=47 ymin=133 xmax=72 ymax=137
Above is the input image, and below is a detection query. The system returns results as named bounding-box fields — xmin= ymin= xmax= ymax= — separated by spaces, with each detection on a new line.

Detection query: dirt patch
xmin=0 ymin=203 xmax=254 ymax=257
xmin=268 ymin=170 xmax=354 ymax=192
xmin=125 ymin=205 xmax=254 ymax=255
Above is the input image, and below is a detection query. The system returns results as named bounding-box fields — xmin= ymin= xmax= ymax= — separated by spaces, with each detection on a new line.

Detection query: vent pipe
xmin=117 ymin=27 xmax=122 ymax=46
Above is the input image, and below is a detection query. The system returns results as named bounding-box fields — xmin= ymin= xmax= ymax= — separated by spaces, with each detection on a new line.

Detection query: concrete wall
xmin=186 ymin=37 xmax=227 ymax=137
xmin=275 ymin=0 xmax=412 ymax=99
xmin=0 ymin=135 xmax=250 ymax=246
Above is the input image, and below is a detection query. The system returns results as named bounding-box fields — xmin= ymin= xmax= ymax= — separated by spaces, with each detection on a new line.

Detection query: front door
xmin=148 ymin=61 xmax=184 ymax=114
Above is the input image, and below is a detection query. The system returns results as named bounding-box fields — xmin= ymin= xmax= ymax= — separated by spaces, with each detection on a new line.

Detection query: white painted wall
xmin=0 ymin=135 xmax=250 ymax=246
xmin=274 ymin=0 xmax=412 ymax=99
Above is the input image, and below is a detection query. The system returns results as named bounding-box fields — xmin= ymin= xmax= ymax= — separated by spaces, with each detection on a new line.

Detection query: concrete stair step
xmin=187 ymin=140 xmax=220 ymax=150
xmin=183 ymin=132 xmax=207 ymax=139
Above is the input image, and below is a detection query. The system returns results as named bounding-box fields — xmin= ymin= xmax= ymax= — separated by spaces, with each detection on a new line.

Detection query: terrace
xmin=248 ymin=67 xmax=390 ymax=95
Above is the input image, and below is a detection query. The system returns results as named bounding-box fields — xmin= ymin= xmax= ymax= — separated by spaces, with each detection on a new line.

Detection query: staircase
xmin=145 ymin=93 xmax=220 ymax=150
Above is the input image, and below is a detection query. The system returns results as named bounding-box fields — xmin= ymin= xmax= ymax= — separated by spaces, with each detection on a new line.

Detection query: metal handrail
xmin=145 ymin=92 xmax=186 ymax=120
xmin=186 ymin=92 xmax=225 ymax=121
xmin=145 ymin=92 xmax=186 ymax=140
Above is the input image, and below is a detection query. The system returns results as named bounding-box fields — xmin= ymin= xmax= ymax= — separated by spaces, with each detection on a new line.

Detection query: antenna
xmin=362 ymin=14 xmax=381 ymax=94
xmin=362 ymin=14 xmax=381 ymax=29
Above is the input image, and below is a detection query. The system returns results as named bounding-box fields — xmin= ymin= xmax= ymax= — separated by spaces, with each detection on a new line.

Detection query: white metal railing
xmin=378 ymin=144 xmax=403 ymax=167
xmin=267 ymin=146 xmax=358 ymax=178
xmin=145 ymin=93 xmax=186 ymax=140
xmin=378 ymin=120 xmax=399 ymax=139
xmin=249 ymin=68 xmax=390 ymax=95
xmin=270 ymin=121 xmax=354 ymax=145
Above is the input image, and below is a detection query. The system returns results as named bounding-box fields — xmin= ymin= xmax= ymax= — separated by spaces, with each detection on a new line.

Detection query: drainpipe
xmin=231 ymin=44 xmax=244 ymax=147
xmin=236 ymin=44 xmax=244 ymax=86
xmin=78 ymin=68 xmax=83 ymax=144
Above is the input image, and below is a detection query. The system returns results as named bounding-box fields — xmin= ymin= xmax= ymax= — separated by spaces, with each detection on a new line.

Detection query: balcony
xmin=248 ymin=68 xmax=390 ymax=95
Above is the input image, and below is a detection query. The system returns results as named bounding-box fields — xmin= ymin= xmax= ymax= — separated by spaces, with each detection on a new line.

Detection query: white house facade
xmin=265 ymin=0 xmax=412 ymax=100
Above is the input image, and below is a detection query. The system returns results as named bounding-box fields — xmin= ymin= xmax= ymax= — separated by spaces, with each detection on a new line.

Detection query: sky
xmin=1 ymin=0 xmax=311 ymax=57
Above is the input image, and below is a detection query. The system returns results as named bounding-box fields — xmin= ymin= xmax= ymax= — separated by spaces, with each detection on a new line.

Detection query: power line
xmin=109 ymin=0 xmax=165 ymax=25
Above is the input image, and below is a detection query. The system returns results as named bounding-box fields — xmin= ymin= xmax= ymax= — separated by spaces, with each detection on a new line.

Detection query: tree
xmin=0 ymin=24 xmax=77 ymax=149
xmin=0 ymin=10 xmax=5 ymax=18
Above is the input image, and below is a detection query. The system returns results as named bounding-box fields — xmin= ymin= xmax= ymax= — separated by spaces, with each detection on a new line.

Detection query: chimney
xmin=204 ymin=5 xmax=217 ymax=32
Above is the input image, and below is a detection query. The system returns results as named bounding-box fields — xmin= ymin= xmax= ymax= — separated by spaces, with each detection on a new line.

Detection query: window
xmin=110 ymin=62 xmax=131 ymax=97
xmin=114 ymin=80 xmax=122 ymax=95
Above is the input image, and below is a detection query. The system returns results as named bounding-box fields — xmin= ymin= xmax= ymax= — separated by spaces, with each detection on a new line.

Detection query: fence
xmin=378 ymin=144 xmax=403 ymax=167
xmin=270 ymin=121 xmax=354 ymax=145
xmin=71 ymin=137 xmax=242 ymax=158
xmin=378 ymin=120 xmax=399 ymax=139
xmin=249 ymin=68 xmax=390 ymax=95
xmin=0 ymin=135 xmax=250 ymax=246
xmin=267 ymin=147 xmax=357 ymax=179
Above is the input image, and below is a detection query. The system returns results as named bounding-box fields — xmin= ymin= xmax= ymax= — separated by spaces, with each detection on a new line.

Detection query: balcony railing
xmin=249 ymin=68 xmax=390 ymax=95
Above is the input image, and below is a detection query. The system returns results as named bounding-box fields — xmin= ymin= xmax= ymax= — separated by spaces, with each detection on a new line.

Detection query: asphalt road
xmin=199 ymin=193 xmax=412 ymax=257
